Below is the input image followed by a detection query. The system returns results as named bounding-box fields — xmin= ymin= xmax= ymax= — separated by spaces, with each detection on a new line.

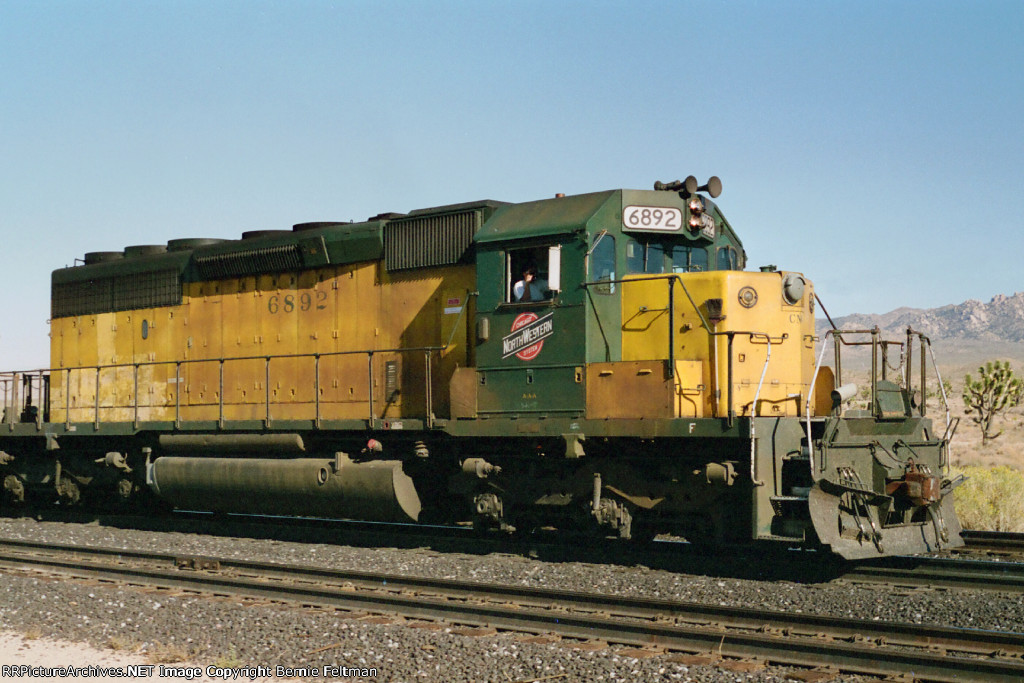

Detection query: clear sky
xmin=1 ymin=1 xmax=1022 ymax=369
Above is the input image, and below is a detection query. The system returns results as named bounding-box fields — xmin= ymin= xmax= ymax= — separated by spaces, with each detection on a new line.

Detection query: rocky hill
xmin=816 ymin=292 xmax=1024 ymax=369
xmin=817 ymin=292 xmax=1024 ymax=343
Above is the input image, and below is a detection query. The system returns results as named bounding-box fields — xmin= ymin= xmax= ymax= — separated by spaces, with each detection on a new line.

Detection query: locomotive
xmin=0 ymin=177 xmax=963 ymax=559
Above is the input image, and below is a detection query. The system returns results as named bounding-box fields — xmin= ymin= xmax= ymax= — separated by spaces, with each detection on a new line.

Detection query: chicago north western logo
xmin=502 ymin=312 xmax=554 ymax=361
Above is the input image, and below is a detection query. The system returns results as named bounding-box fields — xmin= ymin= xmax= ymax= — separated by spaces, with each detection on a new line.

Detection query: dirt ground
xmin=0 ymin=631 xmax=224 ymax=682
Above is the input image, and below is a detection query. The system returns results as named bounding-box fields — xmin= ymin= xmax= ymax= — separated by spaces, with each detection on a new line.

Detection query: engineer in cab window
xmin=513 ymin=264 xmax=548 ymax=302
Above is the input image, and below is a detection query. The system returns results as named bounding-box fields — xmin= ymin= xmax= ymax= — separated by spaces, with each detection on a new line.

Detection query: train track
xmin=14 ymin=510 xmax=1024 ymax=593
xmin=0 ymin=537 xmax=1022 ymax=682
xmin=841 ymin=555 xmax=1024 ymax=593
xmin=19 ymin=507 xmax=1024 ymax=550
xmin=12 ymin=510 xmax=1024 ymax=590
xmin=961 ymin=530 xmax=1024 ymax=555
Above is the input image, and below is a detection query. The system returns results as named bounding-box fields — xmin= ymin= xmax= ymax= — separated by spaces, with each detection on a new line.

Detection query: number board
xmin=622 ymin=205 xmax=683 ymax=232
xmin=700 ymin=213 xmax=716 ymax=240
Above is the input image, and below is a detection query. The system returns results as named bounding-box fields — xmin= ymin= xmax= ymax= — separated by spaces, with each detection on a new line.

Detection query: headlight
xmin=738 ymin=286 xmax=758 ymax=308
xmin=782 ymin=273 xmax=805 ymax=305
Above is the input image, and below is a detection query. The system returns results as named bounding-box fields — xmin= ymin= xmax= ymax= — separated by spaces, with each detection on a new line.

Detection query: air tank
xmin=146 ymin=453 xmax=421 ymax=523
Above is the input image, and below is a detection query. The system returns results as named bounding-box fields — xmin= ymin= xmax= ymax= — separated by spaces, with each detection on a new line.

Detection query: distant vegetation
xmin=952 ymin=466 xmax=1024 ymax=532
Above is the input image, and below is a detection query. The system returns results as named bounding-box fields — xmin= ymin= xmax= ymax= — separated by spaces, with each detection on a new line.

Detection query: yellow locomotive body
xmin=49 ymin=239 xmax=476 ymax=426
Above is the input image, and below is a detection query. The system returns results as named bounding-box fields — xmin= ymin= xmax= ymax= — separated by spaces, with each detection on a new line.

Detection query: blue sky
xmin=1 ymin=1 xmax=1022 ymax=369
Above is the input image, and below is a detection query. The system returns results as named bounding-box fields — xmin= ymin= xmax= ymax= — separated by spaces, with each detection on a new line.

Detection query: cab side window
xmin=716 ymin=246 xmax=740 ymax=271
xmin=507 ymin=246 xmax=560 ymax=303
xmin=589 ymin=233 xmax=615 ymax=294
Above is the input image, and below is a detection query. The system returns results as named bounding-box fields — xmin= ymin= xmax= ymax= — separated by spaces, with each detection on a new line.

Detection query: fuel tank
xmin=146 ymin=453 xmax=421 ymax=523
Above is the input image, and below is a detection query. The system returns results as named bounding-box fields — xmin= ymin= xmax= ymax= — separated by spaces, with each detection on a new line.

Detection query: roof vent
xmin=167 ymin=238 xmax=228 ymax=252
xmin=241 ymin=230 xmax=290 ymax=240
xmin=83 ymin=251 xmax=124 ymax=265
xmin=293 ymin=221 xmax=352 ymax=232
xmin=124 ymin=245 xmax=168 ymax=257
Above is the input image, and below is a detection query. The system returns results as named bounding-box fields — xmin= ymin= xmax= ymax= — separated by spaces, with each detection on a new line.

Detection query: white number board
xmin=623 ymin=205 xmax=683 ymax=232
xmin=700 ymin=213 xmax=716 ymax=240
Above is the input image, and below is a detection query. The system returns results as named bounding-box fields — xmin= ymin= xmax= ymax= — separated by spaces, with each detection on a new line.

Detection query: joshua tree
xmin=962 ymin=360 xmax=1024 ymax=444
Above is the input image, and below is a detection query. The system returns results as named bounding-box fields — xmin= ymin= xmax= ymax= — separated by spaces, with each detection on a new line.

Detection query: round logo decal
xmin=511 ymin=312 xmax=543 ymax=361
xmin=502 ymin=312 xmax=555 ymax=361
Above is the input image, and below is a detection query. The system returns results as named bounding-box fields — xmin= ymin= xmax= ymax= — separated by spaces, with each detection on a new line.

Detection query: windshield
xmin=626 ymin=239 xmax=665 ymax=274
xmin=672 ymin=245 xmax=708 ymax=272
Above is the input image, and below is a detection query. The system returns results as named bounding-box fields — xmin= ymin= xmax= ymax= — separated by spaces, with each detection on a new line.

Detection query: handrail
xmin=1 ymin=371 xmax=49 ymax=431
xmin=1 ymin=343 xmax=450 ymax=431
xmin=805 ymin=328 xmax=836 ymax=474
xmin=1 ymin=344 xmax=447 ymax=377
xmin=804 ymin=326 xmax=948 ymax=477
xmin=749 ymin=334 xmax=772 ymax=486
xmin=925 ymin=338 xmax=953 ymax=439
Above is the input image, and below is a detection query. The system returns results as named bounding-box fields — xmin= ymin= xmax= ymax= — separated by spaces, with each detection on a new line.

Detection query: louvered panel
xmin=52 ymin=269 xmax=182 ymax=318
xmin=193 ymin=244 xmax=303 ymax=280
xmin=384 ymin=210 xmax=479 ymax=271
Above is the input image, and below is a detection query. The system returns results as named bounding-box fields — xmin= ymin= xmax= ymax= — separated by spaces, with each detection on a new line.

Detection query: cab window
xmin=506 ymin=246 xmax=560 ymax=303
xmin=671 ymin=246 xmax=709 ymax=272
xmin=589 ymin=233 xmax=615 ymax=294
xmin=625 ymin=238 xmax=665 ymax=274
xmin=717 ymin=246 xmax=740 ymax=271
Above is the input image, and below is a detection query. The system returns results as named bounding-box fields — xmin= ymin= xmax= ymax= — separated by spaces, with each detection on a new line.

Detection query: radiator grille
xmin=193 ymin=244 xmax=304 ymax=280
xmin=52 ymin=269 xmax=182 ymax=318
xmin=384 ymin=210 xmax=479 ymax=271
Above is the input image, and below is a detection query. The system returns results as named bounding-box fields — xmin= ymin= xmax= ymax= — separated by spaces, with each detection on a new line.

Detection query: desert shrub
xmin=928 ymin=378 xmax=954 ymax=400
xmin=212 ymin=649 xmax=242 ymax=669
xmin=107 ymin=635 xmax=141 ymax=652
xmin=145 ymin=641 xmax=191 ymax=664
xmin=952 ymin=465 xmax=1024 ymax=531
xmin=962 ymin=360 xmax=1024 ymax=444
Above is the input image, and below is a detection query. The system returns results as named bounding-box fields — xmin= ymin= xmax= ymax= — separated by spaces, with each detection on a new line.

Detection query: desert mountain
xmin=815 ymin=292 xmax=1024 ymax=369
xmin=817 ymin=292 xmax=1024 ymax=343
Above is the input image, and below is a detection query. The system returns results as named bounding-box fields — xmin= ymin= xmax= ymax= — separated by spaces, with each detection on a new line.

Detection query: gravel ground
xmin=0 ymin=517 xmax=1021 ymax=682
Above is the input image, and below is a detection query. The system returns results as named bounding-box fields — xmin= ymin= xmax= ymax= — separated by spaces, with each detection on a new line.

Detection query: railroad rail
xmin=962 ymin=530 xmax=1024 ymax=554
xmin=842 ymin=555 xmax=1024 ymax=594
xmin=0 ymin=538 xmax=1022 ymax=682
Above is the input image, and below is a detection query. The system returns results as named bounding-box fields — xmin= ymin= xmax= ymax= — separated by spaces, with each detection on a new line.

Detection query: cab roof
xmin=474 ymin=191 xmax=618 ymax=243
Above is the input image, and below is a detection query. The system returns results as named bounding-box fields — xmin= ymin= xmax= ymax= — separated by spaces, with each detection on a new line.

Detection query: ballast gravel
xmin=0 ymin=517 xmax=1021 ymax=682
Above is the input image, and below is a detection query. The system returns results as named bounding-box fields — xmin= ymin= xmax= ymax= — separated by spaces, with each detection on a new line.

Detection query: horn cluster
xmin=654 ymin=175 xmax=722 ymax=198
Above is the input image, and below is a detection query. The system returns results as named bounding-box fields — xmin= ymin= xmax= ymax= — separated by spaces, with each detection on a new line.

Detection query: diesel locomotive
xmin=0 ymin=177 xmax=963 ymax=559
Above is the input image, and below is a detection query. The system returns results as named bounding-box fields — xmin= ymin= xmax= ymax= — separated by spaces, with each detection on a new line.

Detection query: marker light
xmin=687 ymin=197 xmax=705 ymax=231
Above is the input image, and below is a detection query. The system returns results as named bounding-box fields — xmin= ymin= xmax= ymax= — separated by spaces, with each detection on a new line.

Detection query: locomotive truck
xmin=0 ymin=177 xmax=962 ymax=559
